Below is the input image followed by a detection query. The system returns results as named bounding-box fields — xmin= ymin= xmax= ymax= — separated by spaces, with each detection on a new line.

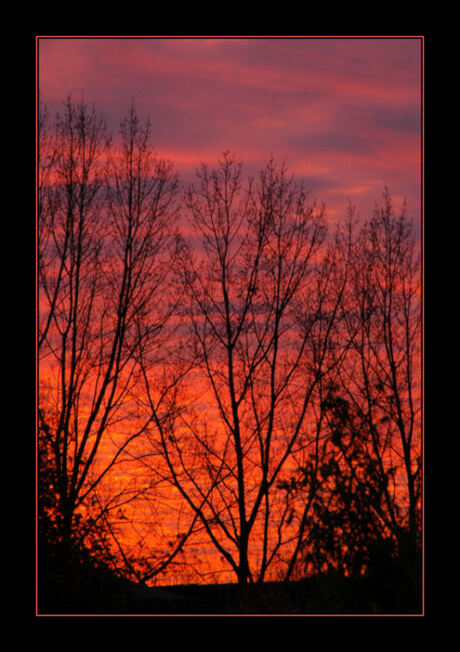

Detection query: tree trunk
xmin=238 ymin=529 xmax=251 ymax=585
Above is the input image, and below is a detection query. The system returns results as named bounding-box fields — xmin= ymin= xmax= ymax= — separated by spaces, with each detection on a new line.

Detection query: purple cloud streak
xmin=38 ymin=37 xmax=422 ymax=224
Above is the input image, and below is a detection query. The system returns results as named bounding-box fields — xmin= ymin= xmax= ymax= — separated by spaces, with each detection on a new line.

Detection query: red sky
xmin=38 ymin=36 xmax=422 ymax=226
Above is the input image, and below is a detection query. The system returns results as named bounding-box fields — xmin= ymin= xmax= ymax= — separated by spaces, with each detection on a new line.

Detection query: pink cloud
xmin=38 ymin=37 xmax=422 ymax=223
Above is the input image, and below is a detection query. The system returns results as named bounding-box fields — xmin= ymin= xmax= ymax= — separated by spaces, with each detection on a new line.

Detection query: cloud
xmin=291 ymin=130 xmax=379 ymax=156
xmin=371 ymin=106 xmax=421 ymax=133
xmin=38 ymin=37 xmax=421 ymax=221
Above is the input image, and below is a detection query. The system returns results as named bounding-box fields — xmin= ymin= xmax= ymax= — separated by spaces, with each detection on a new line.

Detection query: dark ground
xmin=37 ymin=546 xmax=422 ymax=616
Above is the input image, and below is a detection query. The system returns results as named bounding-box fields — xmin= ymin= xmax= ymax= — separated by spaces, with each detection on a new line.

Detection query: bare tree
xmin=283 ymin=191 xmax=422 ymax=578
xmin=338 ymin=190 xmax=422 ymax=557
xmin=144 ymin=153 xmax=349 ymax=585
xmin=38 ymin=98 xmax=182 ymax=567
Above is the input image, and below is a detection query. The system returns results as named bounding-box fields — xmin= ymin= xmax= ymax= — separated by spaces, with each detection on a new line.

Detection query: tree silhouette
xmin=38 ymin=98 xmax=422 ymax=606
xmin=138 ymin=153 xmax=351 ymax=585
xmin=299 ymin=383 xmax=397 ymax=577
xmin=336 ymin=191 xmax=422 ymax=561
xmin=278 ymin=193 xmax=421 ymax=585
xmin=38 ymin=98 xmax=184 ymax=575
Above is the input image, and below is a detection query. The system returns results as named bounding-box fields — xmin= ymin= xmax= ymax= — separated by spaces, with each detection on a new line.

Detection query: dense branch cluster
xmin=38 ymin=98 xmax=421 ymax=587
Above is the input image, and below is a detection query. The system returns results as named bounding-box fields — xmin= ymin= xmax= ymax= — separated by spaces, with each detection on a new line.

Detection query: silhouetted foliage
xmin=299 ymin=383 xmax=399 ymax=577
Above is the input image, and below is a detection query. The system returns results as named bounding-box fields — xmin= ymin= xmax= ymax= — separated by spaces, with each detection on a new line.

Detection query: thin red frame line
xmin=35 ymin=33 xmax=425 ymax=618
xmin=35 ymin=34 xmax=40 ymax=618
xmin=421 ymin=34 xmax=425 ymax=618
xmin=35 ymin=35 xmax=424 ymax=38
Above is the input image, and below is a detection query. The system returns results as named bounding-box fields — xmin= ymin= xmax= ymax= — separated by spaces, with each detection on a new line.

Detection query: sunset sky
xmin=38 ymin=35 xmax=422 ymax=226
xmin=38 ymin=36 xmax=423 ymax=596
